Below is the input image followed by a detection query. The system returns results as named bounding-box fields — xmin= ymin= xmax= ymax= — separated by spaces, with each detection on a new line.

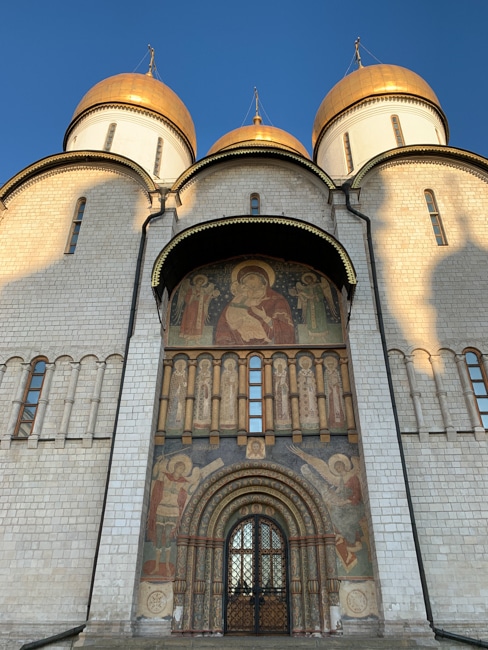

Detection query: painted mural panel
xmin=139 ymin=437 xmax=373 ymax=621
xmin=168 ymin=257 xmax=343 ymax=347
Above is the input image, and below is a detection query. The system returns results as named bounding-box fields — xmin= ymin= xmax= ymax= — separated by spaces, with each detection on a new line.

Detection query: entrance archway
xmin=225 ymin=515 xmax=289 ymax=635
xmin=171 ymin=462 xmax=340 ymax=636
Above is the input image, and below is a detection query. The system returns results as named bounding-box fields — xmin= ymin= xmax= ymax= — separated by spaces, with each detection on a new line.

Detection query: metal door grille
xmin=225 ymin=516 xmax=289 ymax=634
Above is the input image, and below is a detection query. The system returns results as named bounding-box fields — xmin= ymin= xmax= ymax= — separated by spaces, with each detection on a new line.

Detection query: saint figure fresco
xmin=290 ymin=272 xmax=339 ymax=341
xmin=297 ymin=356 xmax=319 ymax=430
xmin=220 ymin=357 xmax=238 ymax=430
xmin=193 ymin=358 xmax=212 ymax=430
xmin=174 ymin=274 xmax=219 ymax=344
xmin=273 ymin=356 xmax=291 ymax=430
xmin=324 ymin=355 xmax=346 ymax=432
xmin=166 ymin=359 xmax=187 ymax=432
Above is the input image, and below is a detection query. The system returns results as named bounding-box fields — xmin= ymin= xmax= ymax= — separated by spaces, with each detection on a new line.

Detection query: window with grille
xmin=154 ymin=137 xmax=163 ymax=177
xmin=465 ymin=350 xmax=488 ymax=428
xmin=103 ymin=123 xmax=117 ymax=151
xmin=248 ymin=355 xmax=264 ymax=433
xmin=15 ymin=359 xmax=47 ymax=438
xmin=424 ymin=190 xmax=448 ymax=246
xmin=391 ymin=115 xmax=405 ymax=146
xmin=250 ymin=193 xmax=260 ymax=215
xmin=343 ymin=133 xmax=353 ymax=173
xmin=66 ymin=198 xmax=86 ymax=254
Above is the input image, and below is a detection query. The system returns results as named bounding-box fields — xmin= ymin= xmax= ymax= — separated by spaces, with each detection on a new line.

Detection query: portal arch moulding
xmin=172 ymin=462 xmax=341 ymax=637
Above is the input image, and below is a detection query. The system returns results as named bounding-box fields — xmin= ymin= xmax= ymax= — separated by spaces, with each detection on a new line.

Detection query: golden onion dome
xmin=312 ymin=64 xmax=447 ymax=150
xmin=208 ymin=116 xmax=310 ymax=159
xmin=66 ymin=72 xmax=196 ymax=157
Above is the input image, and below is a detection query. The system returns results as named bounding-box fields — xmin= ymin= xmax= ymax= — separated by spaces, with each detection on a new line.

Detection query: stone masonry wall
xmin=360 ymin=158 xmax=488 ymax=636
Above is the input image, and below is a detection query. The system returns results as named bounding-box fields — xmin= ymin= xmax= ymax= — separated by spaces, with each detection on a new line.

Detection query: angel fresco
xmin=145 ymin=452 xmax=224 ymax=579
xmin=174 ymin=274 xmax=220 ymax=343
xmin=290 ymin=272 xmax=339 ymax=341
xmin=289 ymin=446 xmax=371 ymax=574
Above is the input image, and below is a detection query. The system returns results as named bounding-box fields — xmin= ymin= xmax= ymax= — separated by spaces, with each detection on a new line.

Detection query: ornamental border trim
xmin=151 ymin=215 xmax=357 ymax=289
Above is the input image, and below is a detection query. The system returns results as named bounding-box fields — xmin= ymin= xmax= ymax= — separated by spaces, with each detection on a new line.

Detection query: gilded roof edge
xmin=171 ymin=148 xmax=336 ymax=193
xmin=351 ymin=145 xmax=488 ymax=188
xmin=0 ymin=151 xmax=158 ymax=202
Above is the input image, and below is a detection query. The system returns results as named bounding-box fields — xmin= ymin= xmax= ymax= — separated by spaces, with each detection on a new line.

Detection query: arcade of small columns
xmin=156 ymin=347 xmax=357 ymax=446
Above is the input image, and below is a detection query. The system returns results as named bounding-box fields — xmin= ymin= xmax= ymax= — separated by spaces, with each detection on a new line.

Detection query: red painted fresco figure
xmin=148 ymin=460 xmax=189 ymax=574
xmin=215 ymin=266 xmax=295 ymax=345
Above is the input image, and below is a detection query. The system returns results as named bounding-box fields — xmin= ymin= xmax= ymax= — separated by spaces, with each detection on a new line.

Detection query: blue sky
xmin=1 ymin=0 xmax=486 ymax=185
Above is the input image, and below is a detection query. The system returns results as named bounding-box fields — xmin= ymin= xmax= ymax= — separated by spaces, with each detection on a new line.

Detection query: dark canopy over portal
xmin=151 ymin=216 xmax=357 ymax=301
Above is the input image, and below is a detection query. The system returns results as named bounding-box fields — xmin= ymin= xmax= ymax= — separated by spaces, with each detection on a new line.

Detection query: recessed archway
xmin=171 ymin=462 xmax=341 ymax=636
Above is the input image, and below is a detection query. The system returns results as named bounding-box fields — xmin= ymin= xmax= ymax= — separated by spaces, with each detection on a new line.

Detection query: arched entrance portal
xmin=225 ymin=515 xmax=289 ymax=635
xmin=172 ymin=463 xmax=341 ymax=637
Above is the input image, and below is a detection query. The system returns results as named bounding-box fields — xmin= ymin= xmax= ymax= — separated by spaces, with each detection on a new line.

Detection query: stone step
xmin=75 ymin=635 xmax=440 ymax=650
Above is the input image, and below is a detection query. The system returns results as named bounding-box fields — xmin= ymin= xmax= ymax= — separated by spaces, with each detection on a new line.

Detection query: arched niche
xmin=172 ymin=462 xmax=341 ymax=637
xmin=152 ymin=216 xmax=357 ymax=304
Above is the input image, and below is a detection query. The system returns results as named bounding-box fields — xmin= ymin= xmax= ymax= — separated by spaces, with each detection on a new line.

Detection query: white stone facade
xmin=1 ymin=63 xmax=487 ymax=649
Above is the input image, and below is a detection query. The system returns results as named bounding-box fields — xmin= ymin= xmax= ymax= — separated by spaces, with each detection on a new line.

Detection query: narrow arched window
xmin=465 ymin=350 xmax=488 ymax=428
xmin=15 ymin=358 xmax=47 ymax=438
xmin=250 ymin=193 xmax=260 ymax=215
xmin=391 ymin=115 xmax=405 ymax=146
xmin=103 ymin=123 xmax=117 ymax=151
xmin=66 ymin=198 xmax=86 ymax=254
xmin=248 ymin=355 xmax=264 ymax=433
xmin=153 ymin=137 xmax=164 ymax=177
xmin=343 ymin=133 xmax=353 ymax=173
xmin=424 ymin=190 xmax=448 ymax=246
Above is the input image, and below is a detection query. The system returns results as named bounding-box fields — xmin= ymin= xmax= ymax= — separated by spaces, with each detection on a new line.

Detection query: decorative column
xmin=192 ymin=536 xmax=208 ymax=633
xmin=180 ymin=538 xmax=197 ymax=633
xmin=288 ymin=358 xmax=301 ymax=441
xmin=173 ymin=535 xmax=190 ymax=633
xmin=55 ymin=361 xmax=81 ymax=448
xmin=455 ymin=353 xmax=485 ymax=440
xmin=324 ymin=535 xmax=342 ymax=635
xmin=317 ymin=536 xmax=331 ymax=633
xmin=29 ymin=362 xmax=56 ymax=448
xmin=430 ymin=355 xmax=456 ymax=441
xmin=289 ymin=538 xmax=304 ymax=636
xmin=305 ymin=537 xmax=321 ymax=633
xmin=237 ymin=358 xmax=247 ymax=444
xmin=404 ymin=354 xmax=429 ymax=441
xmin=2 ymin=362 xmax=31 ymax=448
xmin=210 ymin=359 xmax=221 ymax=445
xmin=210 ymin=539 xmax=225 ymax=634
xmin=183 ymin=360 xmax=197 ymax=445
xmin=339 ymin=356 xmax=356 ymax=443
xmin=264 ymin=358 xmax=274 ymax=444
xmin=157 ymin=358 xmax=173 ymax=439
xmin=83 ymin=361 xmax=106 ymax=448
xmin=314 ymin=357 xmax=329 ymax=441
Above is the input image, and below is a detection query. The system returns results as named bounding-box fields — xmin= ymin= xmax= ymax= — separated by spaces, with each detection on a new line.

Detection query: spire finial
xmin=146 ymin=44 xmax=155 ymax=77
xmin=253 ymin=87 xmax=262 ymax=125
xmin=354 ymin=37 xmax=363 ymax=69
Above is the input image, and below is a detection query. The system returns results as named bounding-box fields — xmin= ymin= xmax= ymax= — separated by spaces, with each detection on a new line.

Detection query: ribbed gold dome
xmin=312 ymin=64 xmax=446 ymax=150
xmin=208 ymin=119 xmax=310 ymax=159
xmin=67 ymin=72 xmax=196 ymax=156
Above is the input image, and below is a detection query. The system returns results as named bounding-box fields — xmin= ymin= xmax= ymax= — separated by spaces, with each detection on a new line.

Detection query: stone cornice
xmin=351 ymin=145 xmax=488 ymax=188
xmin=171 ymin=148 xmax=336 ymax=193
xmin=0 ymin=150 xmax=158 ymax=202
